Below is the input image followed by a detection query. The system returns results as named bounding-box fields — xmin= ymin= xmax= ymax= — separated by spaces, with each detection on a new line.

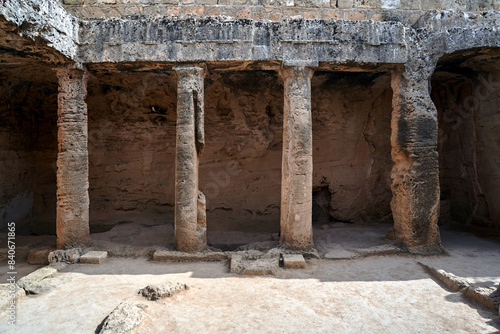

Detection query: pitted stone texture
xmin=152 ymin=250 xmax=227 ymax=262
xmin=78 ymin=18 xmax=407 ymax=65
xmin=0 ymin=283 xmax=24 ymax=311
xmin=174 ymin=64 xmax=207 ymax=253
xmin=282 ymin=254 xmax=306 ymax=268
xmin=324 ymin=248 xmax=359 ymax=260
xmin=230 ymin=249 xmax=279 ymax=275
xmin=17 ymin=266 xmax=73 ymax=295
xmin=55 ymin=65 xmax=91 ymax=249
xmin=99 ymin=301 xmax=149 ymax=334
xmin=279 ymin=66 xmax=315 ymax=251
xmin=80 ymin=251 xmax=108 ymax=264
xmin=390 ymin=60 xmax=442 ymax=250
xmin=139 ymin=282 xmax=189 ymax=301
xmin=48 ymin=248 xmax=83 ymax=264
xmin=1 ymin=0 xmax=78 ymax=60
xmin=27 ymin=247 xmax=56 ymax=265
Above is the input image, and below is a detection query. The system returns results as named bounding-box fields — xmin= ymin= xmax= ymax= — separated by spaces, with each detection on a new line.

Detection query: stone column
xmin=279 ymin=66 xmax=315 ymax=251
xmin=173 ymin=64 xmax=207 ymax=252
xmin=390 ymin=64 xmax=443 ymax=253
xmin=55 ymin=64 xmax=91 ymax=249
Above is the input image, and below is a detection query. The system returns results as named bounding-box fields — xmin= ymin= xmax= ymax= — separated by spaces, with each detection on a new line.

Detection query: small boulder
xmin=99 ymin=301 xmax=149 ymax=334
xmin=139 ymin=282 xmax=189 ymax=301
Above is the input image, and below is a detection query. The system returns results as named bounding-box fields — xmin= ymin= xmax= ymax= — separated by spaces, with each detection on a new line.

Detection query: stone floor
xmin=0 ymin=225 xmax=499 ymax=333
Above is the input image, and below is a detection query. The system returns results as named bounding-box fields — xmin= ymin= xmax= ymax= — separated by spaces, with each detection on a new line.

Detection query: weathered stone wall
xmin=312 ymin=71 xmax=393 ymax=225
xmin=87 ymin=70 xmax=178 ymax=231
xmin=433 ymin=55 xmax=500 ymax=228
xmin=61 ymin=0 xmax=500 ymax=21
xmin=0 ymin=66 xmax=58 ymax=233
xmin=85 ymin=69 xmax=392 ymax=234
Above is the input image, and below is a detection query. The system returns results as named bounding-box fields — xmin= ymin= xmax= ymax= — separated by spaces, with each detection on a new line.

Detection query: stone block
xmin=241 ymin=258 xmax=278 ymax=275
xmin=230 ymin=254 xmax=278 ymax=275
xmin=283 ymin=254 xmax=306 ymax=268
xmin=27 ymin=247 xmax=55 ymax=265
xmin=63 ymin=0 xmax=84 ymax=4
xmin=344 ymin=10 xmax=367 ymax=20
xmin=400 ymin=0 xmax=420 ymax=10
xmin=354 ymin=0 xmax=380 ymax=8
xmin=324 ymin=249 xmax=358 ymax=259
xmin=323 ymin=8 xmax=341 ymax=19
xmin=494 ymin=0 xmax=500 ymax=10
xmin=337 ymin=0 xmax=353 ymax=8
xmin=236 ymin=7 xmax=252 ymax=18
xmin=153 ymin=250 xmax=227 ymax=262
xmin=80 ymin=251 xmax=108 ymax=264
xmin=197 ymin=0 xmax=217 ymax=4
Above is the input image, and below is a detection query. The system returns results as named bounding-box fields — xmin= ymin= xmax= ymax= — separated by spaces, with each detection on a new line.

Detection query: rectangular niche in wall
xmin=200 ymin=70 xmax=283 ymax=250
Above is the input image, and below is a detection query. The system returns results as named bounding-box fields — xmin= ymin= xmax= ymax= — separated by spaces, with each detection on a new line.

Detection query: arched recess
xmin=431 ymin=48 xmax=500 ymax=232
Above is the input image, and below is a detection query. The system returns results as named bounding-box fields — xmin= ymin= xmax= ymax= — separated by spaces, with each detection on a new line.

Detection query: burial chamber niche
xmin=0 ymin=64 xmax=58 ymax=236
xmin=311 ymin=71 xmax=394 ymax=227
xmin=432 ymin=48 xmax=500 ymax=231
xmin=200 ymin=71 xmax=283 ymax=250
xmin=87 ymin=68 xmax=178 ymax=245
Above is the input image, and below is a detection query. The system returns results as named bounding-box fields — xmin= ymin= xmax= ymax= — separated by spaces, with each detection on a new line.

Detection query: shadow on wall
xmin=0 ymin=64 xmax=58 ymax=235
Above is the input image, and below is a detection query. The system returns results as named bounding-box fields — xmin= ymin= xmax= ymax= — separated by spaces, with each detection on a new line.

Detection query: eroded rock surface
xmin=99 ymin=301 xmax=149 ymax=334
xmin=139 ymin=282 xmax=189 ymax=301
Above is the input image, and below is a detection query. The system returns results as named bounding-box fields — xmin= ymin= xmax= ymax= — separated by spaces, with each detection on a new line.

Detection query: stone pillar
xmin=279 ymin=66 xmax=315 ymax=251
xmin=55 ymin=64 xmax=91 ymax=249
xmin=390 ymin=64 xmax=443 ymax=253
xmin=173 ymin=64 xmax=207 ymax=253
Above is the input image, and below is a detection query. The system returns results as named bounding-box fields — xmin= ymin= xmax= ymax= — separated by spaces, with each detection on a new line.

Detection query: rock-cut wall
xmin=85 ymin=69 xmax=392 ymax=233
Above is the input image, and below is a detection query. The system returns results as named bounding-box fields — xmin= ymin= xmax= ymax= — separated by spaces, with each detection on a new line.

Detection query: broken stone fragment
xmin=48 ymin=248 xmax=83 ymax=264
xmin=139 ymin=282 xmax=190 ymax=301
xmin=99 ymin=301 xmax=149 ymax=334
xmin=17 ymin=266 xmax=73 ymax=295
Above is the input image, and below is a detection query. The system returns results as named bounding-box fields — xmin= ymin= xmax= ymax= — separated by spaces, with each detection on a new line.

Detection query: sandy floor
xmin=0 ymin=226 xmax=499 ymax=334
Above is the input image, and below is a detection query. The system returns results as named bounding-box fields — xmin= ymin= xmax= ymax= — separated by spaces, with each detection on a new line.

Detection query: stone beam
xmin=55 ymin=64 xmax=91 ymax=249
xmin=279 ymin=66 xmax=315 ymax=251
xmin=173 ymin=64 xmax=207 ymax=253
xmin=390 ymin=65 xmax=444 ymax=253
